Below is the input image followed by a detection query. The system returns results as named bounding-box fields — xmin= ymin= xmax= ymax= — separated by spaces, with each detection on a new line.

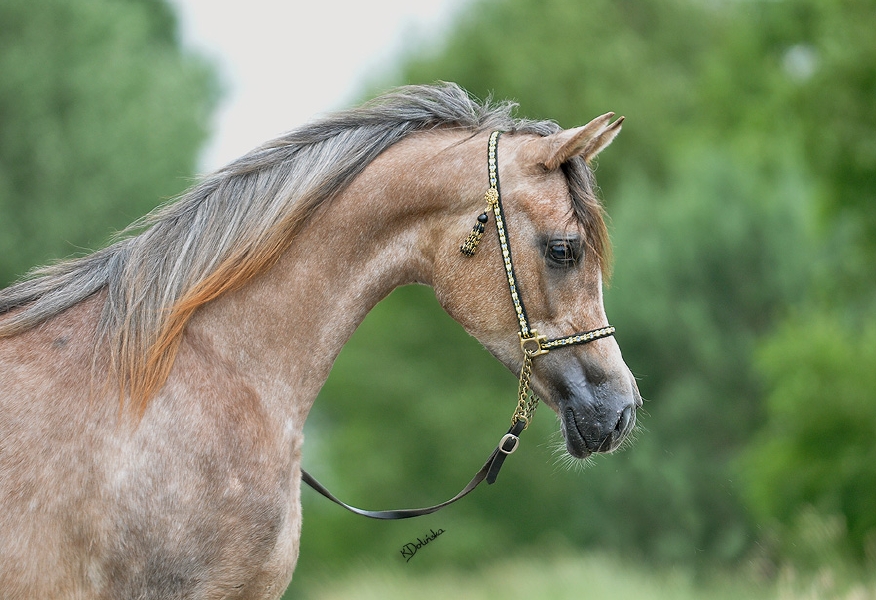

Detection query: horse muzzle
xmin=556 ymin=371 xmax=640 ymax=459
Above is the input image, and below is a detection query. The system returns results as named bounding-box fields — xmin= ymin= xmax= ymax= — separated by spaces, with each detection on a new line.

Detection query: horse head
xmin=433 ymin=115 xmax=641 ymax=459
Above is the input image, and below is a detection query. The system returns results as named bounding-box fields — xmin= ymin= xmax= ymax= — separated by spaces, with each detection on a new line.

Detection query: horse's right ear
xmin=540 ymin=113 xmax=624 ymax=170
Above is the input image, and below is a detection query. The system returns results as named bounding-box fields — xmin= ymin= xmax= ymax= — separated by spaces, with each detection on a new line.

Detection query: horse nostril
xmin=615 ymin=405 xmax=633 ymax=436
xmin=596 ymin=405 xmax=635 ymax=452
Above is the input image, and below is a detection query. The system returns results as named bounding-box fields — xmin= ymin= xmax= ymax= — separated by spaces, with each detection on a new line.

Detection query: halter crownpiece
xmin=301 ymin=130 xmax=616 ymax=519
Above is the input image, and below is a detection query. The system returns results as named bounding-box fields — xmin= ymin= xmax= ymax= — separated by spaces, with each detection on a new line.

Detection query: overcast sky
xmin=170 ymin=0 xmax=466 ymax=171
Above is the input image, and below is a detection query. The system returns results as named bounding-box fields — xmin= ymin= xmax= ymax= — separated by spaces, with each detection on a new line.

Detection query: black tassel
xmin=460 ymin=212 xmax=489 ymax=256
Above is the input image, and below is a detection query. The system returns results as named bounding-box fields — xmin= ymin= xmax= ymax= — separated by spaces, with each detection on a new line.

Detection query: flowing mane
xmin=0 ymin=83 xmax=609 ymax=413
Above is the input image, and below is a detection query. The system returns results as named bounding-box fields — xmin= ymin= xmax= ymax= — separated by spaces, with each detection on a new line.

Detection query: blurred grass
xmin=298 ymin=552 xmax=876 ymax=600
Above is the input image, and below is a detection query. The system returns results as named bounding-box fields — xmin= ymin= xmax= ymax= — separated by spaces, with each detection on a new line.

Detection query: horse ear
xmin=541 ymin=113 xmax=624 ymax=170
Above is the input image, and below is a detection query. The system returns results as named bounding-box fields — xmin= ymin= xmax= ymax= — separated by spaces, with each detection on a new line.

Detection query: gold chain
xmin=512 ymin=352 xmax=540 ymax=428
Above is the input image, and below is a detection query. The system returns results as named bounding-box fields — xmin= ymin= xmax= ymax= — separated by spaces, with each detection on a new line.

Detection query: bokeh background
xmin=2 ymin=0 xmax=874 ymax=598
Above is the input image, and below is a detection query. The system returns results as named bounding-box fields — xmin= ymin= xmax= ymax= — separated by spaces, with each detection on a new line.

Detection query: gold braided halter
xmin=462 ymin=130 xmax=615 ymax=430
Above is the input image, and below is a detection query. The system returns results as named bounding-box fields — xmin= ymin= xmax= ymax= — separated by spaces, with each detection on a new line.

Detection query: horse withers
xmin=0 ymin=83 xmax=641 ymax=599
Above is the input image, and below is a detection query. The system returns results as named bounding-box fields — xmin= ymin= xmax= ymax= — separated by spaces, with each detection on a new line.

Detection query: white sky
xmin=170 ymin=0 xmax=467 ymax=171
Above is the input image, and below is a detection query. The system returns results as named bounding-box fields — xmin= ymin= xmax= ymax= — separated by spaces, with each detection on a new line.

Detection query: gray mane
xmin=0 ymin=83 xmax=602 ymax=374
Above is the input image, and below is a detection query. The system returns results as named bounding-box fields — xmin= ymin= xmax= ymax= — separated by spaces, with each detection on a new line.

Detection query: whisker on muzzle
xmin=545 ymin=415 xmax=643 ymax=474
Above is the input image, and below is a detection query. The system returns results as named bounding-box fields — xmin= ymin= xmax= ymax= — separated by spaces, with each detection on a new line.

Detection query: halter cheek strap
xmin=301 ymin=130 xmax=615 ymax=519
xmin=481 ymin=130 xmax=615 ymax=429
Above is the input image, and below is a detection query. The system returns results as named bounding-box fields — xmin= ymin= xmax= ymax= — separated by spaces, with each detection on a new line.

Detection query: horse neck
xmin=187 ymin=131 xmax=483 ymax=426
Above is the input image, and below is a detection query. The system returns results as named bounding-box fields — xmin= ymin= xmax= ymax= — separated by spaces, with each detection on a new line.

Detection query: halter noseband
xmin=300 ymin=131 xmax=615 ymax=519
xmin=462 ymin=130 xmax=615 ymax=429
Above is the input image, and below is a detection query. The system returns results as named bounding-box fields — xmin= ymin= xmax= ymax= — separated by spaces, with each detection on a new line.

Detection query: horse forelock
xmin=0 ymin=82 xmax=611 ymax=413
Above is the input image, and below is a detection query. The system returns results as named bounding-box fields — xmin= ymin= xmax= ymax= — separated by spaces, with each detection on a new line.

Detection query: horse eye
xmin=546 ymin=240 xmax=579 ymax=267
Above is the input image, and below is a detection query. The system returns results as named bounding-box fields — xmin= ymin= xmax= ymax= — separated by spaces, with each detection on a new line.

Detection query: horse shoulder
xmin=94 ymin=328 xmax=303 ymax=597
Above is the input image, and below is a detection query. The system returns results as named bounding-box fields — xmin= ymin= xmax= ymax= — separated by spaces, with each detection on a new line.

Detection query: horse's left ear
xmin=540 ymin=113 xmax=624 ymax=170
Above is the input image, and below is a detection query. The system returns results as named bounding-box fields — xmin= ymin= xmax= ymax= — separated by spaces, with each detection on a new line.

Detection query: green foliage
xmin=0 ymin=0 xmax=217 ymax=286
xmin=740 ymin=313 xmax=876 ymax=561
xmin=589 ymin=137 xmax=817 ymax=561
xmin=778 ymin=0 xmax=876 ymax=244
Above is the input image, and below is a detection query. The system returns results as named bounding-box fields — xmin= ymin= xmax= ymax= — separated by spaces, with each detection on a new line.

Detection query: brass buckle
xmin=519 ymin=330 xmax=548 ymax=357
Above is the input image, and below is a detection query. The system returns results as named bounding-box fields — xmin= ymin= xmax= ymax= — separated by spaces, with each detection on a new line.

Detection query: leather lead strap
xmin=300 ymin=421 xmax=525 ymax=520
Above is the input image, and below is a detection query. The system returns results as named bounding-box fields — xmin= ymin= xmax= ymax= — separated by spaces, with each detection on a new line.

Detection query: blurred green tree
xmin=0 ymin=0 xmax=217 ymax=286
xmin=741 ymin=314 xmax=876 ymax=562
xmin=732 ymin=0 xmax=876 ymax=566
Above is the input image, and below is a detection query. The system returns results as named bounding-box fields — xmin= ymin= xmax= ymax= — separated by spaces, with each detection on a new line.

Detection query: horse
xmin=0 ymin=83 xmax=641 ymax=599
